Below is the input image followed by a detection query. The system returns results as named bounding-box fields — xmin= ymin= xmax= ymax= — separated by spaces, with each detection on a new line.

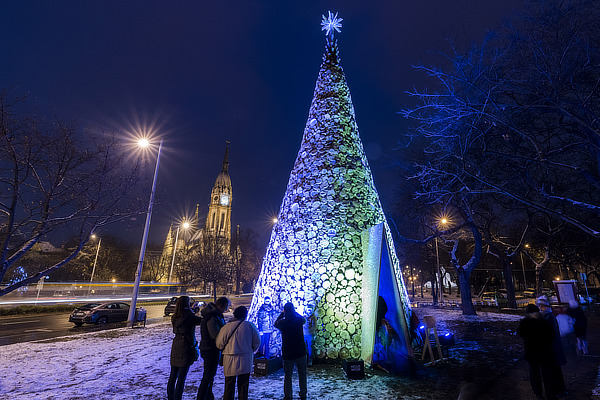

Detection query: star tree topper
xmin=321 ymin=11 xmax=343 ymax=38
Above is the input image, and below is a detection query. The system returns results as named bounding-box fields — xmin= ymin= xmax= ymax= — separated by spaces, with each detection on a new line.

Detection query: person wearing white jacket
xmin=216 ymin=306 xmax=260 ymax=400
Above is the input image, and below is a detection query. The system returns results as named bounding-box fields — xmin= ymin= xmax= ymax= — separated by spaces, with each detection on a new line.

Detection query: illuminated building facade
xmin=160 ymin=143 xmax=233 ymax=279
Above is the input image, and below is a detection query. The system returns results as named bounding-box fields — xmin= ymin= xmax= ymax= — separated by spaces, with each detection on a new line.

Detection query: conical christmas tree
xmin=249 ymin=13 xmax=411 ymax=367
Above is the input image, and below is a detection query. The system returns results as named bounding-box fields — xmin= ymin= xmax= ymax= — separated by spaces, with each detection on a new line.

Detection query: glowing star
xmin=321 ymin=11 xmax=343 ymax=37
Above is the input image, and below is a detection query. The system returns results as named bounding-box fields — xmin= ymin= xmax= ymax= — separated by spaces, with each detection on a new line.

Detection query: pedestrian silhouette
xmin=274 ymin=302 xmax=307 ymax=400
xmin=167 ymin=296 xmax=202 ymax=400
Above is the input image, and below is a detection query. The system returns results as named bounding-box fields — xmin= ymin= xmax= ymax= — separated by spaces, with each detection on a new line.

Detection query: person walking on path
xmin=517 ymin=304 xmax=558 ymax=400
xmin=274 ymin=302 xmax=307 ymax=400
xmin=537 ymin=296 xmax=567 ymax=395
xmin=167 ymin=296 xmax=202 ymax=400
xmin=197 ymin=296 xmax=229 ymax=400
xmin=567 ymin=300 xmax=588 ymax=356
xmin=556 ymin=304 xmax=576 ymax=359
xmin=216 ymin=306 xmax=260 ymax=400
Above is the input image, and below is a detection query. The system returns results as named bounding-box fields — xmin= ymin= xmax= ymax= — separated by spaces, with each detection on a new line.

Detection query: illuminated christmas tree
xmin=249 ymin=12 xmax=411 ymax=367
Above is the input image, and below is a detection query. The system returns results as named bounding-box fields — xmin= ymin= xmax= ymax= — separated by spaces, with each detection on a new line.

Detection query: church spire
xmin=193 ymin=204 xmax=200 ymax=230
xmin=222 ymin=141 xmax=230 ymax=173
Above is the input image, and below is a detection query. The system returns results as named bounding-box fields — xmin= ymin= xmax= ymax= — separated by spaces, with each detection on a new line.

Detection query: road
xmin=0 ymin=295 xmax=252 ymax=346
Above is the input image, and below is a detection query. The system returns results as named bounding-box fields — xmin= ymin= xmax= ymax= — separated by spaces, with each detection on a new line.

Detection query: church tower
xmin=204 ymin=142 xmax=232 ymax=243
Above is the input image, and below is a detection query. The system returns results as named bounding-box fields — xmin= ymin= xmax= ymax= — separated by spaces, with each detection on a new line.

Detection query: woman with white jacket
xmin=216 ymin=306 xmax=260 ymax=400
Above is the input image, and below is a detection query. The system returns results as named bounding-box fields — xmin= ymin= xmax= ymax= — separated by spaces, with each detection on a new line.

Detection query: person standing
xmin=537 ymin=296 xmax=567 ymax=396
xmin=274 ymin=302 xmax=307 ymax=400
xmin=303 ymin=304 xmax=317 ymax=366
xmin=167 ymin=296 xmax=202 ymax=400
xmin=257 ymin=296 xmax=276 ymax=358
xmin=517 ymin=304 xmax=557 ymax=400
xmin=197 ymin=296 xmax=229 ymax=400
xmin=216 ymin=306 xmax=260 ymax=400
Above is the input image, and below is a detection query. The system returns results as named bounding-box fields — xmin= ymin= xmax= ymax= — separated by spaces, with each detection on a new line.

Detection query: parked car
xmin=69 ymin=302 xmax=130 ymax=326
xmin=164 ymin=296 xmax=204 ymax=316
xmin=480 ymin=291 xmax=508 ymax=307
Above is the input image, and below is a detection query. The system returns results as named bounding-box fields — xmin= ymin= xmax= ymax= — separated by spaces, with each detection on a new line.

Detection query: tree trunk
xmin=212 ymin=281 xmax=217 ymax=303
xmin=536 ymin=267 xmax=544 ymax=296
xmin=502 ymin=261 xmax=517 ymax=308
xmin=457 ymin=268 xmax=476 ymax=315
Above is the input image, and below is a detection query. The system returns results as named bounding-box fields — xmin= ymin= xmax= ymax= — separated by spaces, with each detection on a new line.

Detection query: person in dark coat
xmin=537 ymin=296 xmax=567 ymax=395
xmin=274 ymin=302 xmax=307 ymax=400
xmin=197 ymin=296 xmax=229 ymax=400
xmin=167 ymin=296 xmax=202 ymax=400
xmin=517 ymin=304 xmax=557 ymax=400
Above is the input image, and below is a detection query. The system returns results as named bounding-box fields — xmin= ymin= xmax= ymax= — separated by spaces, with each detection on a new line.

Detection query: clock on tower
xmin=220 ymin=194 xmax=230 ymax=206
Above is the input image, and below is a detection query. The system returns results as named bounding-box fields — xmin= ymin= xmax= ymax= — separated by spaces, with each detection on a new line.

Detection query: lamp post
xmin=169 ymin=221 xmax=190 ymax=283
xmin=520 ymin=244 xmax=529 ymax=290
xmin=436 ymin=217 xmax=448 ymax=305
xmin=88 ymin=234 xmax=101 ymax=294
xmin=128 ymin=138 xmax=163 ymax=326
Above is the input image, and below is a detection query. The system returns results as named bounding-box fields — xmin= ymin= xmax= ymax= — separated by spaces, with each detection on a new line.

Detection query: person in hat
xmin=274 ymin=302 xmax=307 ymax=400
xmin=537 ymin=296 xmax=567 ymax=395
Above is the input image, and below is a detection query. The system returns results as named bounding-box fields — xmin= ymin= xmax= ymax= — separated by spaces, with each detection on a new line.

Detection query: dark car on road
xmin=69 ymin=302 xmax=130 ymax=326
xmin=164 ymin=296 xmax=203 ymax=316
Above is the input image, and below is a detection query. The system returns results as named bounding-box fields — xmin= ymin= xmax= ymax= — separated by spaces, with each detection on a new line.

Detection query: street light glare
xmin=183 ymin=221 xmax=190 ymax=229
xmin=273 ymin=217 xmax=278 ymax=224
xmin=441 ymin=218 xmax=448 ymax=224
xmin=138 ymin=138 xmax=150 ymax=148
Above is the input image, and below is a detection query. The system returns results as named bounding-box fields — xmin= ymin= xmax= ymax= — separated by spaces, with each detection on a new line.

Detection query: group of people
xmin=166 ymin=295 xmax=310 ymax=400
xmin=517 ymin=296 xmax=588 ymax=400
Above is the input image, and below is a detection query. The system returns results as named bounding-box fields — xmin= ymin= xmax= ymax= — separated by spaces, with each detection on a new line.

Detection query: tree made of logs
xmin=249 ymin=13 xmax=411 ymax=365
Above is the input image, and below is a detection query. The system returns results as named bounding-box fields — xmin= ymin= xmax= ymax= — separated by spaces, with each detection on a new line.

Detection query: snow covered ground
xmin=0 ymin=321 xmax=420 ymax=400
xmin=0 ymin=308 xmax=596 ymax=400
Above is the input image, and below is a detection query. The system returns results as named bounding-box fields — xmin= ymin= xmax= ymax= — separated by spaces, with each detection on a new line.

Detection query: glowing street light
xmin=128 ymin=138 xmax=163 ymax=326
xmin=272 ymin=217 xmax=278 ymax=224
xmin=169 ymin=220 xmax=190 ymax=283
xmin=435 ymin=217 xmax=448 ymax=305
xmin=88 ymin=234 xmax=102 ymax=294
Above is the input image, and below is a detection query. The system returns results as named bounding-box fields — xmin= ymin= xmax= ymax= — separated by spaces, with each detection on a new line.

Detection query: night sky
xmin=0 ymin=1 xmax=524 ymax=248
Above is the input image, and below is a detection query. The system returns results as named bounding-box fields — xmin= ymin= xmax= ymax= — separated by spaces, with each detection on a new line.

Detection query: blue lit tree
xmin=402 ymin=0 xmax=600 ymax=303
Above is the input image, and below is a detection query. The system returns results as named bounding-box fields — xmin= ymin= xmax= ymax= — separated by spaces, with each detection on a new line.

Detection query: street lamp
xmin=128 ymin=138 xmax=163 ymax=326
xmin=88 ymin=234 xmax=101 ymax=294
xmin=520 ymin=244 xmax=529 ymax=290
xmin=435 ymin=217 xmax=448 ymax=305
xmin=169 ymin=221 xmax=190 ymax=283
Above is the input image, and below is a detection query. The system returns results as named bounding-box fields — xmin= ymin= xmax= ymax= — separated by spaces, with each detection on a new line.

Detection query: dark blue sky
xmin=0 ymin=1 xmax=524 ymax=248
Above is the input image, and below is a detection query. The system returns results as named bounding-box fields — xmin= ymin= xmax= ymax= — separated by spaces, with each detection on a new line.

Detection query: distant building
xmin=159 ymin=142 xmax=235 ymax=283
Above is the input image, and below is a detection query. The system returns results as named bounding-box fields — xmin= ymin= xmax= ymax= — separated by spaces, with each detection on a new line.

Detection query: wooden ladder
xmin=421 ymin=315 xmax=445 ymax=366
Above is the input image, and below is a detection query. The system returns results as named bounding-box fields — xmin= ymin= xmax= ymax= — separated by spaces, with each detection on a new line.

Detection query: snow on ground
xmin=0 ymin=322 xmax=426 ymax=400
xmin=0 ymin=308 xmax=580 ymax=400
